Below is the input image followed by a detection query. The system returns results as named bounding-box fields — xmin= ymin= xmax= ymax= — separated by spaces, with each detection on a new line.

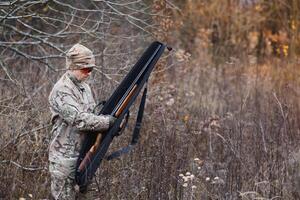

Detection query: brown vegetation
xmin=0 ymin=0 xmax=299 ymax=199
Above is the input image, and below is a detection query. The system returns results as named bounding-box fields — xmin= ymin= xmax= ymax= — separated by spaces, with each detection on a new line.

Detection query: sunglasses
xmin=80 ymin=67 xmax=93 ymax=74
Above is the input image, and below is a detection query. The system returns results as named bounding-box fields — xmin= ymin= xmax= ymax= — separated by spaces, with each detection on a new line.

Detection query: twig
xmin=259 ymin=120 xmax=268 ymax=153
xmin=0 ymin=124 xmax=52 ymax=152
xmin=0 ymin=160 xmax=45 ymax=171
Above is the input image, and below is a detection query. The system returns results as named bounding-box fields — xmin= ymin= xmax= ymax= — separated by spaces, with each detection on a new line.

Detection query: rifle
xmin=75 ymin=41 xmax=171 ymax=187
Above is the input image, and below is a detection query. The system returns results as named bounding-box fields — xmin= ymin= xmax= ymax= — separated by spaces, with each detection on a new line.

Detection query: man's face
xmin=72 ymin=67 xmax=93 ymax=81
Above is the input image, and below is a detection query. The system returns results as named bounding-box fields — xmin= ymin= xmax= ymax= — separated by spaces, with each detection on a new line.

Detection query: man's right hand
xmin=107 ymin=115 xmax=117 ymax=128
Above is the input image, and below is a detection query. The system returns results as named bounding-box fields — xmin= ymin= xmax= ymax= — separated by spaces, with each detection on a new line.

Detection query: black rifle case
xmin=76 ymin=41 xmax=166 ymax=187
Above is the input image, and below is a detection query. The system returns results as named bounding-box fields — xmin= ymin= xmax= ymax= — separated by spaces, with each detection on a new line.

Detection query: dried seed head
xmin=183 ymin=176 xmax=189 ymax=182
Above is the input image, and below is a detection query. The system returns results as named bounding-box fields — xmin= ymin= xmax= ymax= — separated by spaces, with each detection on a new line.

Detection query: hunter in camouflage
xmin=48 ymin=44 xmax=115 ymax=199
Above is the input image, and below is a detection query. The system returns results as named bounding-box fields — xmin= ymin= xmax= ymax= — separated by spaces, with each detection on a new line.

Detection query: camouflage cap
xmin=66 ymin=44 xmax=96 ymax=70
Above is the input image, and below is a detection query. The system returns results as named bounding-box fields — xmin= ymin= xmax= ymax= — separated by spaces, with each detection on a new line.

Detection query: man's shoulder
xmin=49 ymin=73 xmax=74 ymax=100
xmin=51 ymin=73 xmax=74 ymax=93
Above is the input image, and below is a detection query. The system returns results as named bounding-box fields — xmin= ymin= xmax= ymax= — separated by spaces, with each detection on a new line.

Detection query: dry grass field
xmin=0 ymin=0 xmax=299 ymax=199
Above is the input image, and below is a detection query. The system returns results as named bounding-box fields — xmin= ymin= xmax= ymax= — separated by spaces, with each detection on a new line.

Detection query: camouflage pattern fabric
xmin=49 ymin=161 xmax=76 ymax=200
xmin=49 ymin=162 xmax=92 ymax=200
xmin=48 ymin=71 xmax=110 ymax=199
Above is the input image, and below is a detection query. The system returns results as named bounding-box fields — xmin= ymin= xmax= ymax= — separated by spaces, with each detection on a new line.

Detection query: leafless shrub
xmin=1 ymin=0 xmax=300 ymax=199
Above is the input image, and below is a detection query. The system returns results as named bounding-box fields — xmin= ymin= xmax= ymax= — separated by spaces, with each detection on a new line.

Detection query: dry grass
xmin=1 ymin=0 xmax=300 ymax=199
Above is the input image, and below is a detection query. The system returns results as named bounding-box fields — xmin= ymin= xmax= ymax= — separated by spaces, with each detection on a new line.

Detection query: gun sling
xmin=75 ymin=41 xmax=166 ymax=187
xmin=106 ymin=84 xmax=147 ymax=160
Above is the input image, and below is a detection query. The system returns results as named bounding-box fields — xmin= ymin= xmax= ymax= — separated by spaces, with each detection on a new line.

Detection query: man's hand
xmin=107 ymin=115 xmax=117 ymax=128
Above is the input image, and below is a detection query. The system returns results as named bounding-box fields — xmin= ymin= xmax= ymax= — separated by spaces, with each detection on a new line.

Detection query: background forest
xmin=0 ymin=0 xmax=300 ymax=199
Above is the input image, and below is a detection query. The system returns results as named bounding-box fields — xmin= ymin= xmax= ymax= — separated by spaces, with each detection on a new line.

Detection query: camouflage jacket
xmin=48 ymin=72 xmax=110 ymax=166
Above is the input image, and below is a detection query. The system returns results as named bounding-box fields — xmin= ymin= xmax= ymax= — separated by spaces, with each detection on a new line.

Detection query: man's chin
xmin=81 ymin=75 xmax=90 ymax=81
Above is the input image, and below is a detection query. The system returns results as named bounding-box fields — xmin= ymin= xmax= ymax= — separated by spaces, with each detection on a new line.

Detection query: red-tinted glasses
xmin=80 ymin=67 xmax=93 ymax=74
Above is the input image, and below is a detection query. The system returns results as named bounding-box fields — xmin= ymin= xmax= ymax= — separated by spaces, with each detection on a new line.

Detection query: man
xmin=48 ymin=43 xmax=115 ymax=199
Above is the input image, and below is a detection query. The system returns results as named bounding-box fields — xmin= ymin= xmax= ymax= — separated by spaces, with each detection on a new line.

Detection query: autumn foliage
xmin=0 ymin=0 xmax=300 ymax=199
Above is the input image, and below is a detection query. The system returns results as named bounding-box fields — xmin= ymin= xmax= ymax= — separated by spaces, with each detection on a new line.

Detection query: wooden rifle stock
xmin=78 ymin=84 xmax=138 ymax=171
xmin=78 ymin=132 xmax=101 ymax=171
xmin=78 ymin=150 xmax=93 ymax=171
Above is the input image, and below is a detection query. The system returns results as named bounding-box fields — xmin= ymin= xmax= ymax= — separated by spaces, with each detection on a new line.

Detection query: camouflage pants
xmin=49 ymin=161 xmax=90 ymax=200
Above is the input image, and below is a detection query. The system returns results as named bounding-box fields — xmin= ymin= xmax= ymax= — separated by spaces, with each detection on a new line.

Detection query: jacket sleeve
xmin=49 ymin=89 xmax=110 ymax=132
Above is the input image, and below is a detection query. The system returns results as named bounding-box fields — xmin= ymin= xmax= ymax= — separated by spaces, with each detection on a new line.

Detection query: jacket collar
xmin=66 ymin=71 xmax=85 ymax=92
